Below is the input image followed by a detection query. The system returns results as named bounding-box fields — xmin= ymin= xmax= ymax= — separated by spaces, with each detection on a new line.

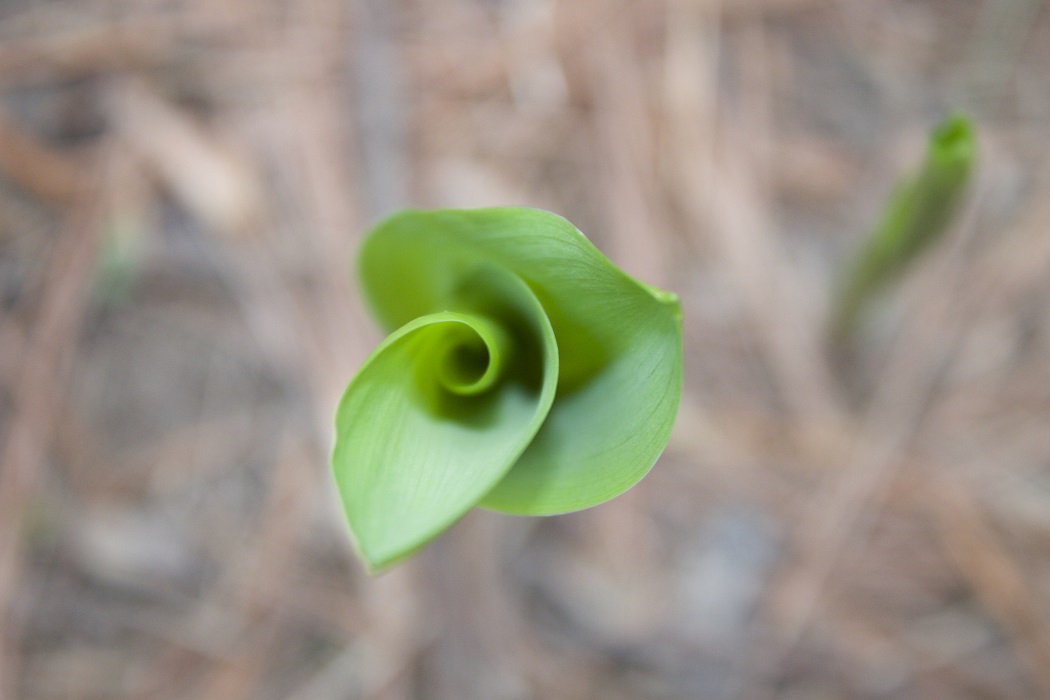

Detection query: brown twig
xmin=0 ymin=109 xmax=85 ymax=207
xmin=0 ymin=158 xmax=104 ymax=697
xmin=914 ymin=468 xmax=1050 ymax=697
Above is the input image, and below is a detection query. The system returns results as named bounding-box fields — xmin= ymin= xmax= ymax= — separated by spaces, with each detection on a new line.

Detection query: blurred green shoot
xmin=832 ymin=113 xmax=976 ymax=340
xmin=94 ymin=216 xmax=145 ymax=307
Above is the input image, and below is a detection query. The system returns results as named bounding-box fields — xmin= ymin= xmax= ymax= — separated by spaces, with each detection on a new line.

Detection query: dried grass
xmin=2 ymin=0 xmax=1050 ymax=698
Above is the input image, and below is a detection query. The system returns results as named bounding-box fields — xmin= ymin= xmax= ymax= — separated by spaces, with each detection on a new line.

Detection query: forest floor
xmin=3 ymin=0 xmax=1050 ymax=698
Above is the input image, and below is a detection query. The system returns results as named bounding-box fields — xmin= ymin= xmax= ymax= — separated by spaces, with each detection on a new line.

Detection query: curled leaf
xmin=332 ymin=208 xmax=683 ymax=570
xmin=833 ymin=112 xmax=977 ymax=338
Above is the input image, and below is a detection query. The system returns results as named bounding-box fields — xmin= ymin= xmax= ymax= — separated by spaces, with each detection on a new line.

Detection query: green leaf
xmin=332 ymin=207 xmax=683 ymax=570
xmin=833 ymin=112 xmax=977 ymax=338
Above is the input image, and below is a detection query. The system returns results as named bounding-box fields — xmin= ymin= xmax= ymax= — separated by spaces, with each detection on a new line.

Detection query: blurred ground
xmin=2 ymin=0 xmax=1050 ymax=698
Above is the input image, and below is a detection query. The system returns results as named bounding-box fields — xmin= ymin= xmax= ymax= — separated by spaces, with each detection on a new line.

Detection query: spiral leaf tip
xmin=332 ymin=207 xmax=683 ymax=571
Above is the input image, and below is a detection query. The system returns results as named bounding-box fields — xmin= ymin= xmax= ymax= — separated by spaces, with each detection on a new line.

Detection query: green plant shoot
xmin=833 ymin=113 xmax=977 ymax=338
xmin=332 ymin=208 xmax=683 ymax=571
